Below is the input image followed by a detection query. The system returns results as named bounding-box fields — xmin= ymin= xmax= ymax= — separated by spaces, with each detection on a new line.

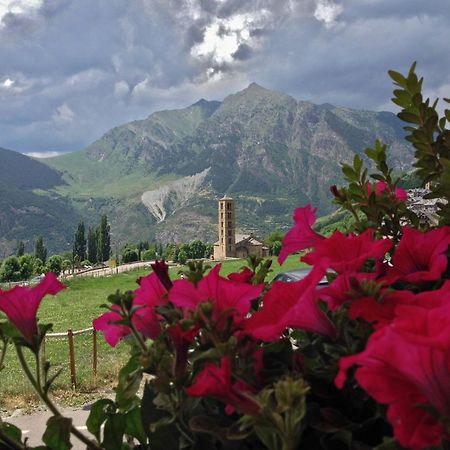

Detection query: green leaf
xmin=102 ymin=413 xmax=126 ymax=450
xmin=342 ymin=166 xmax=358 ymax=182
xmin=87 ymin=399 xmax=116 ymax=440
xmin=42 ymin=416 xmax=72 ymax=450
xmin=116 ymin=357 xmax=142 ymax=408
xmin=0 ymin=422 xmax=22 ymax=443
xmin=353 ymin=155 xmax=363 ymax=175
xmin=124 ymin=407 xmax=147 ymax=445
xmin=398 ymin=111 xmax=420 ymax=124
xmin=388 ymin=70 xmax=407 ymax=87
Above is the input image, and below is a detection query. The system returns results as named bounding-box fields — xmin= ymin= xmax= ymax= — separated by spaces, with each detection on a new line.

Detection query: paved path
xmin=4 ymin=405 xmax=96 ymax=449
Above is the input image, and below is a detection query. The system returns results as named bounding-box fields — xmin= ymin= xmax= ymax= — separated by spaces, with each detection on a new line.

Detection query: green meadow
xmin=0 ymin=255 xmax=306 ymax=410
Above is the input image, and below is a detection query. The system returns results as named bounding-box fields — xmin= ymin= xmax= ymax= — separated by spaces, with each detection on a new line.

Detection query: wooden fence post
xmin=67 ymin=329 xmax=77 ymax=390
xmin=93 ymin=328 xmax=97 ymax=378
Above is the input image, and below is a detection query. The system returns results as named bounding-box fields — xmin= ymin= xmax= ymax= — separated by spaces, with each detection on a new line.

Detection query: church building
xmin=213 ymin=196 xmax=269 ymax=260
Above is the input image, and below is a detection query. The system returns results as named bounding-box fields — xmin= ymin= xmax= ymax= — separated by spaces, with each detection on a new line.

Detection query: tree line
xmin=0 ymin=216 xmax=284 ymax=282
xmin=0 ymin=215 xmax=111 ymax=283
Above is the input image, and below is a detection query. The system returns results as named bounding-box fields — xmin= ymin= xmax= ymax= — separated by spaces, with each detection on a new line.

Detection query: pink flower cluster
xmin=0 ymin=273 xmax=65 ymax=347
xmin=279 ymin=205 xmax=450 ymax=450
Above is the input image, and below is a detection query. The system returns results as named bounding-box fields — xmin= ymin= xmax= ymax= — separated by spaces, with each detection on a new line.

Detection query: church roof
xmin=213 ymin=234 xmax=266 ymax=246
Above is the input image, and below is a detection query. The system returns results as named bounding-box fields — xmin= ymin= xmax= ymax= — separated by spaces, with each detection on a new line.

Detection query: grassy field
xmin=0 ymin=255 xmax=306 ymax=410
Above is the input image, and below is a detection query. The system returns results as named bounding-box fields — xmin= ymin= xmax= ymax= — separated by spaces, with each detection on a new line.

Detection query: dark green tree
xmin=33 ymin=257 xmax=44 ymax=275
xmin=97 ymin=215 xmax=111 ymax=262
xmin=142 ymin=248 xmax=157 ymax=261
xmin=73 ymin=221 xmax=86 ymax=262
xmin=0 ymin=256 xmax=21 ymax=282
xmin=265 ymin=230 xmax=284 ymax=255
xmin=87 ymin=227 xmax=98 ymax=264
xmin=19 ymin=254 xmax=34 ymax=280
xmin=47 ymin=255 xmax=63 ymax=276
xmin=178 ymin=249 xmax=188 ymax=265
xmin=122 ymin=248 xmax=139 ymax=263
xmin=34 ymin=236 xmax=47 ymax=264
xmin=271 ymin=240 xmax=282 ymax=256
xmin=16 ymin=241 xmax=25 ymax=257
xmin=188 ymin=240 xmax=207 ymax=259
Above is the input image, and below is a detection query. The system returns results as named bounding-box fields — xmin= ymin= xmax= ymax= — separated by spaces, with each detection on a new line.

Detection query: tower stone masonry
xmin=213 ymin=196 xmax=269 ymax=260
xmin=216 ymin=196 xmax=236 ymax=259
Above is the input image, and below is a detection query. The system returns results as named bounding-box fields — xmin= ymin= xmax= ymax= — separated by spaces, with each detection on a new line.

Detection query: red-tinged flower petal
xmin=170 ymin=265 xmax=263 ymax=324
xmin=393 ymin=301 xmax=450 ymax=351
xmin=245 ymin=265 xmax=335 ymax=341
xmin=132 ymin=272 xmax=167 ymax=339
xmin=228 ymin=267 xmax=255 ymax=283
xmin=368 ymin=182 xmax=407 ymax=202
xmin=335 ymin=324 xmax=449 ymax=450
xmin=319 ymin=272 xmax=377 ymax=311
xmin=347 ymin=291 xmax=414 ymax=329
xmin=385 ymin=226 xmax=450 ymax=284
xmin=150 ymin=260 xmax=172 ymax=291
xmin=278 ymin=205 xmax=325 ymax=265
xmin=93 ymin=305 xmax=131 ymax=347
xmin=186 ymin=357 xmax=260 ymax=416
xmin=302 ymin=229 xmax=392 ymax=274
xmin=0 ymin=273 xmax=65 ymax=345
xmin=394 ymin=187 xmax=408 ymax=202
xmin=168 ymin=323 xmax=199 ymax=379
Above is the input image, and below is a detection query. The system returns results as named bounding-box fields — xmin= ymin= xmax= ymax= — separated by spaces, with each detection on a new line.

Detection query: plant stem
xmin=0 ymin=339 xmax=8 ymax=372
xmin=15 ymin=345 xmax=104 ymax=450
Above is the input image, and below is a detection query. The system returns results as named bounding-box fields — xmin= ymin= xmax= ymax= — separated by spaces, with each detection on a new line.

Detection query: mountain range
xmin=0 ymin=83 xmax=413 ymax=256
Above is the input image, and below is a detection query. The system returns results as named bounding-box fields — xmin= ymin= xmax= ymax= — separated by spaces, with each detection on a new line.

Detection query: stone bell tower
xmin=216 ymin=196 xmax=236 ymax=258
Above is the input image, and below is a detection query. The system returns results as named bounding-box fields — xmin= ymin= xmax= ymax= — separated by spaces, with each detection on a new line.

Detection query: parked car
xmin=272 ymin=268 xmax=328 ymax=286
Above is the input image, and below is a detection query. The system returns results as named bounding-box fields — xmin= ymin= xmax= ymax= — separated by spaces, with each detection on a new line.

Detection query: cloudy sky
xmin=1 ymin=0 xmax=449 ymax=156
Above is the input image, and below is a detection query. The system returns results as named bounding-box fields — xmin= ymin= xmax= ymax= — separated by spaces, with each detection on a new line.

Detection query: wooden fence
xmin=44 ymin=327 xmax=97 ymax=390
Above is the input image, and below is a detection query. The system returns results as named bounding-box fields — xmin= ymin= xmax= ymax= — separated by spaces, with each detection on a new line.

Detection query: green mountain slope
xmin=2 ymin=84 xmax=413 ymax=253
xmin=0 ymin=148 xmax=82 ymax=256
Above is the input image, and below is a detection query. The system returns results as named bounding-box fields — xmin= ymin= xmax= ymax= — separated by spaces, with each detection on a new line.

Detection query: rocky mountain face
xmin=1 ymin=84 xmax=413 ymax=255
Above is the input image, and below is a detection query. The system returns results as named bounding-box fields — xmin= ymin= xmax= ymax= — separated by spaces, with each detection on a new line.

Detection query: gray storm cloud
xmin=0 ymin=0 xmax=449 ymax=153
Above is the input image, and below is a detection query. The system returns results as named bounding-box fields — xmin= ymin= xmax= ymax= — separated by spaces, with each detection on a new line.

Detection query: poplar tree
xmin=16 ymin=240 xmax=25 ymax=257
xmin=87 ymin=227 xmax=98 ymax=264
xmin=34 ymin=236 xmax=47 ymax=264
xmin=97 ymin=215 xmax=111 ymax=262
xmin=73 ymin=221 xmax=86 ymax=262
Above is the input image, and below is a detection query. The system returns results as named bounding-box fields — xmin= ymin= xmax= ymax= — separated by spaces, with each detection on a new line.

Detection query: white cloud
xmin=314 ymin=0 xmax=343 ymax=27
xmin=23 ymin=150 xmax=64 ymax=158
xmin=52 ymin=103 xmax=74 ymax=124
xmin=0 ymin=0 xmax=43 ymax=23
xmin=1 ymin=77 xmax=14 ymax=87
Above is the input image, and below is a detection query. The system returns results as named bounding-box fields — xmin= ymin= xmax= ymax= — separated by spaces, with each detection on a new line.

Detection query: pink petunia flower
xmin=302 ymin=229 xmax=392 ymax=274
xmin=227 ymin=267 xmax=255 ymax=284
xmin=93 ymin=305 xmax=131 ymax=347
xmin=0 ymin=273 xmax=65 ymax=347
xmin=168 ymin=323 xmax=199 ymax=380
xmin=245 ymin=265 xmax=336 ymax=341
xmin=367 ymin=181 xmax=407 ymax=202
xmin=186 ymin=356 xmax=260 ymax=416
xmin=94 ymin=271 xmax=168 ymax=346
xmin=132 ymin=272 xmax=167 ymax=339
xmin=169 ymin=265 xmax=263 ymax=326
xmin=319 ymin=271 xmax=416 ymax=329
xmin=384 ymin=226 xmax=450 ymax=284
xmin=335 ymin=302 xmax=450 ymax=450
xmin=278 ymin=205 xmax=325 ymax=265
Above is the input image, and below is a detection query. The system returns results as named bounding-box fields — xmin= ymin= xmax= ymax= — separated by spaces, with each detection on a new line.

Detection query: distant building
xmin=213 ymin=196 xmax=269 ymax=260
